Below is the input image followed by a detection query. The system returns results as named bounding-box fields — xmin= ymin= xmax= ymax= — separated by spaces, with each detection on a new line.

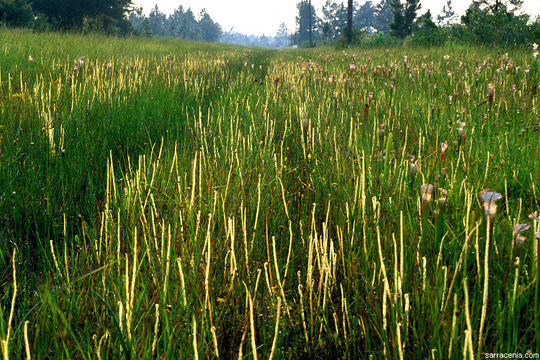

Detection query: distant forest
xmin=129 ymin=6 xmax=222 ymax=43
xmin=290 ymin=0 xmax=539 ymax=47
xmin=0 ymin=0 xmax=538 ymax=47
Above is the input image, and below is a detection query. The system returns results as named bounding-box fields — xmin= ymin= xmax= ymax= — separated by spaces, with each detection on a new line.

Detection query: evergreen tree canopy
xmin=354 ymin=1 xmax=375 ymax=33
xmin=322 ymin=0 xmax=347 ymax=40
xmin=32 ymin=0 xmax=132 ymax=33
xmin=275 ymin=23 xmax=289 ymax=47
xmin=471 ymin=0 xmax=523 ymax=14
xmin=148 ymin=5 xmax=166 ymax=36
xmin=389 ymin=0 xmax=421 ymax=38
xmin=0 ymin=0 xmax=32 ymax=26
xmin=372 ymin=0 xmax=393 ymax=33
xmin=128 ymin=4 xmax=221 ymax=43
xmin=389 ymin=0 xmax=405 ymax=38
xmin=199 ymin=9 xmax=221 ymax=42
xmin=404 ymin=0 xmax=421 ymax=35
xmin=0 ymin=0 xmax=536 ymax=48
xmin=296 ymin=1 xmax=320 ymax=45
xmin=437 ymin=0 xmax=457 ymax=26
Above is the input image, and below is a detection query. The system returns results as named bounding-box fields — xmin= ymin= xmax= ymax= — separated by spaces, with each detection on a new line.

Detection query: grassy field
xmin=0 ymin=28 xmax=539 ymax=359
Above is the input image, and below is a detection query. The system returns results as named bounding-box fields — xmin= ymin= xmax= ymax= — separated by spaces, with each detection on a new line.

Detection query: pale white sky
xmin=133 ymin=0 xmax=540 ymax=36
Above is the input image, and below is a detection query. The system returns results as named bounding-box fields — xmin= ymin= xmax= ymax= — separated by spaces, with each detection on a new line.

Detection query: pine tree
xmin=296 ymin=1 xmax=319 ymax=45
xmin=321 ymin=0 xmax=347 ymax=40
xmin=347 ymin=0 xmax=353 ymax=44
xmin=372 ymin=0 xmax=393 ymax=33
xmin=32 ymin=0 xmax=132 ymax=33
xmin=474 ymin=0 xmax=523 ymax=13
xmin=354 ymin=1 xmax=375 ymax=33
xmin=415 ymin=9 xmax=437 ymax=34
xmin=389 ymin=0 xmax=405 ymax=38
xmin=309 ymin=0 xmax=313 ymax=45
xmin=404 ymin=0 xmax=421 ymax=36
xmin=437 ymin=0 xmax=456 ymax=26
xmin=276 ymin=23 xmax=289 ymax=47
xmin=199 ymin=9 xmax=222 ymax=42
xmin=389 ymin=0 xmax=420 ymax=38
xmin=141 ymin=18 xmax=152 ymax=37
xmin=148 ymin=5 xmax=166 ymax=36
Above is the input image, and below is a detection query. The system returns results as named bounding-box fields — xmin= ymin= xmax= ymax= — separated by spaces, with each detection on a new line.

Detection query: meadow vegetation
xmin=0 ymin=28 xmax=539 ymax=358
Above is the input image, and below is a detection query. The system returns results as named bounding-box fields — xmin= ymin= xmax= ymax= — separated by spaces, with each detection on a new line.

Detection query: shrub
xmin=411 ymin=10 xmax=446 ymax=46
xmin=461 ymin=3 xmax=537 ymax=46
xmin=336 ymin=27 xmax=367 ymax=47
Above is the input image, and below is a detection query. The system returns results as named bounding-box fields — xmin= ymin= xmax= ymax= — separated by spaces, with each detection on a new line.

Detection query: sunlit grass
xmin=0 ymin=28 xmax=539 ymax=358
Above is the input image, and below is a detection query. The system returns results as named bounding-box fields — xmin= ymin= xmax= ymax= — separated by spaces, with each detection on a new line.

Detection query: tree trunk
xmin=309 ymin=0 xmax=312 ymax=46
xmin=348 ymin=0 xmax=353 ymax=45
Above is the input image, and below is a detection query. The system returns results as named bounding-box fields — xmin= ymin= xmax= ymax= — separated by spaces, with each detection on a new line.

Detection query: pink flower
xmin=488 ymin=83 xmax=495 ymax=103
xmin=440 ymin=142 xmax=449 ymax=161
xmin=378 ymin=123 xmax=386 ymax=137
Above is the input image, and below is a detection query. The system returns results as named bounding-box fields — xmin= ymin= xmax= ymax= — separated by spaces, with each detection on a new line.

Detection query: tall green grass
xmin=0 ymin=28 xmax=539 ymax=358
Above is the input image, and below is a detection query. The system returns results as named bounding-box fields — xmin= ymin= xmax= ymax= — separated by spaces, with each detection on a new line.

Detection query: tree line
xmin=1 ymin=0 xmax=538 ymax=47
xmin=293 ymin=0 xmax=539 ymax=47
xmin=294 ymin=0 xmax=392 ymax=45
xmin=0 ymin=0 xmax=222 ymax=42
xmin=129 ymin=5 xmax=222 ymax=42
xmin=0 ymin=0 xmax=133 ymax=33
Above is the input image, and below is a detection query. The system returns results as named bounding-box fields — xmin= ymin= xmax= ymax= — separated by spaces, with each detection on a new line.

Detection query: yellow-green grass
xmin=0 ymin=28 xmax=539 ymax=358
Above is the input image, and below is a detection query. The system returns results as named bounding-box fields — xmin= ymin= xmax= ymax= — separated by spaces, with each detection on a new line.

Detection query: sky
xmin=132 ymin=0 xmax=540 ymax=36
